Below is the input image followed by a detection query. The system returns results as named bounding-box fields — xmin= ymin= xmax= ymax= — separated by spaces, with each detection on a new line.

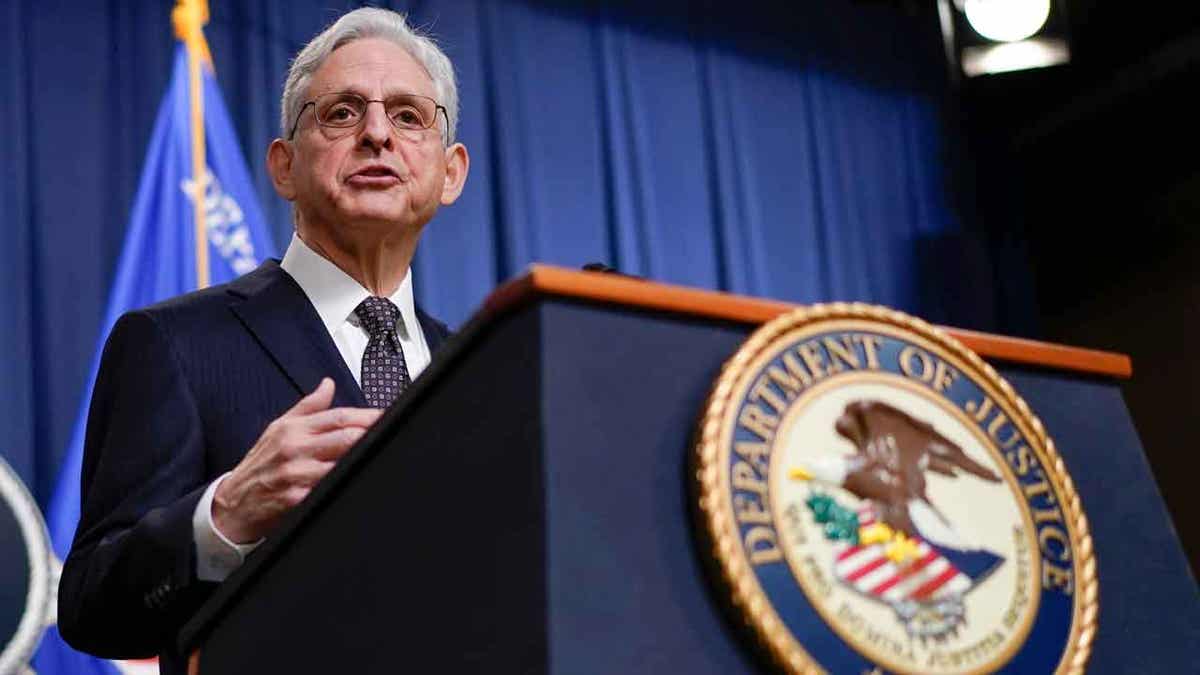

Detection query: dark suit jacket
xmin=57 ymin=260 xmax=450 ymax=672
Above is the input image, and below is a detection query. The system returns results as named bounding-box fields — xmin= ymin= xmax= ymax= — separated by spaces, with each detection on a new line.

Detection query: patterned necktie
xmin=354 ymin=296 xmax=411 ymax=408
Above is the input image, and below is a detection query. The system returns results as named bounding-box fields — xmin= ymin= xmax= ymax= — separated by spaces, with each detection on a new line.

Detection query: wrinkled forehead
xmin=306 ymin=38 xmax=437 ymax=102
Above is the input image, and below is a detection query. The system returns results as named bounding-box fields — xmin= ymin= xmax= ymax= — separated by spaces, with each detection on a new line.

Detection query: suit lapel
xmin=416 ymin=306 xmax=450 ymax=354
xmin=228 ymin=261 xmax=367 ymax=408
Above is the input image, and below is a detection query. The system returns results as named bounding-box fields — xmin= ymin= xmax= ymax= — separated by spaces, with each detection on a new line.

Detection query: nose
xmin=358 ymin=100 xmax=394 ymax=152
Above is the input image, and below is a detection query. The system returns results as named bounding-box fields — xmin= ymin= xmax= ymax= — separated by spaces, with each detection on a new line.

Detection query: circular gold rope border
xmin=692 ymin=303 xmax=1098 ymax=674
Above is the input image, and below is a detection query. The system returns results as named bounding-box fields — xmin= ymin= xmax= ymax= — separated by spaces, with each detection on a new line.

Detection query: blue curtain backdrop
xmin=0 ymin=0 xmax=1033 ymax=508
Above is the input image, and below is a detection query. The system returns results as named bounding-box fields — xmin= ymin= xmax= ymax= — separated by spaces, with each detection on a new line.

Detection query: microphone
xmin=581 ymin=262 xmax=617 ymax=274
xmin=581 ymin=262 xmax=645 ymax=280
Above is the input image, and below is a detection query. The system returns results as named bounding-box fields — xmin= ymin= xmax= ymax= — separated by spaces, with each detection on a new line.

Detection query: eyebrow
xmin=310 ymin=86 xmax=433 ymax=101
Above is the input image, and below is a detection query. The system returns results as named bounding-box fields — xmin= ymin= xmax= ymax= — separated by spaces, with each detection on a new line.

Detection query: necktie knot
xmin=354 ymin=296 xmax=400 ymax=340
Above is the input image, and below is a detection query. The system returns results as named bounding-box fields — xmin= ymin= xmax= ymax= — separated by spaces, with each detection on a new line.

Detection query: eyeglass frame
xmin=287 ymin=91 xmax=450 ymax=145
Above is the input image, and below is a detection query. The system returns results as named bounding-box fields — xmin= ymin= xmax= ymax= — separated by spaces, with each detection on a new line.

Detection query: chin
xmin=339 ymin=208 xmax=426 ymax=234
xmin=325 ymin=192 xmax=433 ymax=232
xmin=336 ymin=201 xmax=409 ymax=226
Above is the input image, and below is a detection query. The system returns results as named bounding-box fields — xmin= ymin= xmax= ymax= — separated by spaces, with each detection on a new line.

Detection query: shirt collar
xmin=279 ymin=232 xmax=419 ymax=339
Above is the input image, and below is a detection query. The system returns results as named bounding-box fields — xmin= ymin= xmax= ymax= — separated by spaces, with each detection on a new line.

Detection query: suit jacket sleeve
xmin=58 ymin=310 xmax=218 ymax=658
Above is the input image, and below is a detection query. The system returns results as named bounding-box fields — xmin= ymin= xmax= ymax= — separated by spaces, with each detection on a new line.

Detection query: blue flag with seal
xmin=32 ymin=3 xmax=275 ymax=672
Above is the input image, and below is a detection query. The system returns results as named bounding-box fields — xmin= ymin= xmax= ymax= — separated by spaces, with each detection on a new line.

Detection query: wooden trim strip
xmin=482 ymin=265 xmax=1132 ymax=379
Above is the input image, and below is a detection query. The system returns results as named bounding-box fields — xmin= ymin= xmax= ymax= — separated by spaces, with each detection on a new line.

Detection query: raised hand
xmin=212 ymin=378 xmax=381 ymax=544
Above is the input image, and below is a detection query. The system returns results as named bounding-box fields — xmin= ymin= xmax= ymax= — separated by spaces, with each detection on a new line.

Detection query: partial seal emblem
xmin=1 ymin=456 xmax=55 ymax=675
xmin=692 ymin=304 xmax=1096 ymax=674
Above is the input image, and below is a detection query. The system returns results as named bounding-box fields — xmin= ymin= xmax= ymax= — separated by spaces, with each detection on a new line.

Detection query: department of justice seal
xmin=692 ymin=304 xmax=1096 ymax=674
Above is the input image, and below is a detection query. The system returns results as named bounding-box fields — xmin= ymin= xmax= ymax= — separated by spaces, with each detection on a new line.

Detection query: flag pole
xmin=173 ymin=0 xmax=213 ymax=289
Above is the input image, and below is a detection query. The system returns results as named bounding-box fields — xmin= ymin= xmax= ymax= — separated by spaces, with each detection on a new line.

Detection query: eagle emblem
xmin=792 ymin=400 xmax=1008 ymax=640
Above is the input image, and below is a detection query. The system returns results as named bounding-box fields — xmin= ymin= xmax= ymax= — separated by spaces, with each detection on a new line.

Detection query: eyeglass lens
xmin=314 ymin=92 xmax=438 ymax=131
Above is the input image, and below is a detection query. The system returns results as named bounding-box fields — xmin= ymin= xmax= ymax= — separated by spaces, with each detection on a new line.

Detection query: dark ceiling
xmin=957 ymin=1 xmax=1200 ymax=307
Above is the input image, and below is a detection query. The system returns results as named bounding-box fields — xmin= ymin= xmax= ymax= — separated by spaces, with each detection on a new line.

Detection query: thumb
xmin=289 ymin=377 xmax=335 ymax=416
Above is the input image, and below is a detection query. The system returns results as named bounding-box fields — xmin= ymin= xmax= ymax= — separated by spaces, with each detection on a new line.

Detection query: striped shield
xmin=833 ymin=503 xmax=1004 ymax=607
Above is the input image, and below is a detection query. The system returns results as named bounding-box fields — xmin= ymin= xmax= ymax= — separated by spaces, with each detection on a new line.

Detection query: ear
xmin=266 ymin=139 xmax=297 ymax=201
xmin=438 ymin=142 xmax=470 ymax=206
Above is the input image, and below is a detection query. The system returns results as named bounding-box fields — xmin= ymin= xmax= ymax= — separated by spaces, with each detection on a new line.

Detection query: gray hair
xmin=280 ymin=8 xmax=459 ymax=144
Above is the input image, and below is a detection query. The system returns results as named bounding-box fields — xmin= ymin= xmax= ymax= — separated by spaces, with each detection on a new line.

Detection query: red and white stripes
xmin=835 ymin=503 xmax=971 ymax=603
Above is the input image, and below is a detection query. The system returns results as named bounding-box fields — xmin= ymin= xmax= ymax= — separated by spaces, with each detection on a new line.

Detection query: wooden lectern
xmin=179 ymin=267 xmax=1198 ymax=673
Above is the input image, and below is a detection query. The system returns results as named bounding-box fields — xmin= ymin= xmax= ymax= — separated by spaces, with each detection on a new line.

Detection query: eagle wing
xmin=925 ymin=434 xmax=1001 ymax=483
xmin=836 ymin=399 xmax=1002 ymax=483
xmin=833 ymin=401 xmax=870 ymax=455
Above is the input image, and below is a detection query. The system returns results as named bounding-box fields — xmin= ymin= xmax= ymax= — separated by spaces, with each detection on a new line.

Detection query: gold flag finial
xmin=172 ymin=0 xmax=212 ymax=65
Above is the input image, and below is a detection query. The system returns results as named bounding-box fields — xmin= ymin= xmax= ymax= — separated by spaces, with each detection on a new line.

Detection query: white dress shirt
xmin=193 ymin=233 xmax=432 ymax=581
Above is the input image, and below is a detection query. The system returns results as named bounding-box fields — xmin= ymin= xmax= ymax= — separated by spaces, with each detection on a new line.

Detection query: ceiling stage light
xmin=939 ymin=0 xmax=1069 ymax=77
xmin=963 ymin=0 xmax=1052 ymax=43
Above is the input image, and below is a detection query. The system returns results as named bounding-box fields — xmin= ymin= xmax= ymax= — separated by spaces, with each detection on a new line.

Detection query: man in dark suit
xmin=57 ymin=8 xmax=469 ymax=672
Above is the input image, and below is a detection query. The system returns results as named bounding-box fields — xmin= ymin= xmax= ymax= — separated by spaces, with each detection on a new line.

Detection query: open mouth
xmin=348 ymin=165 xmax=401 ymax=185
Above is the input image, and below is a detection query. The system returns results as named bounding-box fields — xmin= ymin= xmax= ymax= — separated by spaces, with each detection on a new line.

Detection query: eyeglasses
xmin=288 ymin=92 xmax=448 ymax=142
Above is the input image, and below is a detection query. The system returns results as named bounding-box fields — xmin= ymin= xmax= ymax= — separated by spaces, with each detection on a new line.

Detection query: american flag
xmin=834 ymin=503 xmax=1002 ymax=604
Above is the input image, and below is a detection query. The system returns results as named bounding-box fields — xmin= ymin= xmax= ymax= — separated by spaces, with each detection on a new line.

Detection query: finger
xmin=274 ymin=457 xmax=336 ymax=490
xmin=282 ymin=485 xmax=313 ymax=509
xmin=307 ymin=426 xmax=369 ymax=462
xmin=302 ymin=407 xmax=383 ymax=433
xmin=287 ymin=378 xmax=335 ymax=416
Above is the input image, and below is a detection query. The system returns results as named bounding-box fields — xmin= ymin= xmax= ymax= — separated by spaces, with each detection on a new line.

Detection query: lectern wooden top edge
xmin=486 ymin=264 xmax=1132 ymax=379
